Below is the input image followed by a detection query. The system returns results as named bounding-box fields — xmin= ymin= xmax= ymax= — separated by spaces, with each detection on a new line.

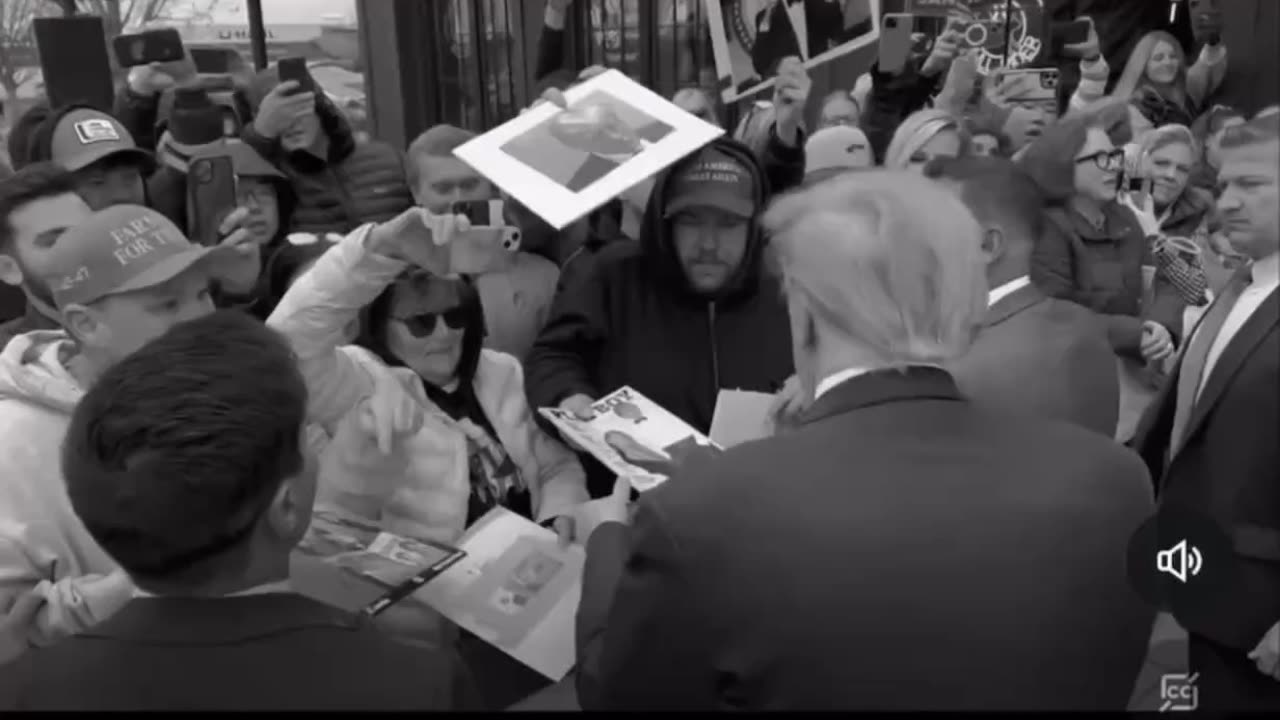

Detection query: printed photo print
xmin=707 ymin=0 xmax=881 ymax=102
xmin=500 ymin=89 xmax=675 ymax=194
xmin=462 ymin=537 xmax=576 ymax=650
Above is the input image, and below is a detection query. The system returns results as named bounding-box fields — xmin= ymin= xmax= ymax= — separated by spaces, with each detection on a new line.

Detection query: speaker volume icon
xmin=1157 ymin=539 xmax=1203 ymax=583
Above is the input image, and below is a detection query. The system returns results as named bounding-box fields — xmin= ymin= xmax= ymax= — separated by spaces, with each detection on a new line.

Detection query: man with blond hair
xmin=404 ymin=124 xmax=559 ymax=360
xmin=573 ymin=171 xmax=1154 ymax=711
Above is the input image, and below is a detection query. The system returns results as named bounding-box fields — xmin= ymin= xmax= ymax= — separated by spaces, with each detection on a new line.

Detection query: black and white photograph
xmin=706 ymin=0 xmax=882 ymax=102
xmin=501 ymin=89 xmax=673 ymax=193
xmin=453 ymin=69 xmax=724 ymax=230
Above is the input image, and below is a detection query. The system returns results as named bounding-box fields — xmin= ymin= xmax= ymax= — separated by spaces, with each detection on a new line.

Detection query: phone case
xmin=878 ymin=14 xmax=915 ymax=76
xmin=187 ymin=157 xmax=238 ymax=247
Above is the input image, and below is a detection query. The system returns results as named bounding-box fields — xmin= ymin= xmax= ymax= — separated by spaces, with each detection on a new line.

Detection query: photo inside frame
xmin=708 ymin=0 xmax=882 ymax=102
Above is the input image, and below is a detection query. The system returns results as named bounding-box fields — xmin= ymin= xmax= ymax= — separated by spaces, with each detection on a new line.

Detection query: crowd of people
xmin=0 ymin=0 xmax=1276 ymax=712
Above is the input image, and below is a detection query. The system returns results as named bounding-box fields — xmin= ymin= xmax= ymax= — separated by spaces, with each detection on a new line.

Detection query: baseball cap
xmin=805 ymin=126 xmax=873 ymax=180
xmin=45 ymin=205 xmax=229 ymax=308
xmin=50 ymin=109 xmax=153 ymax=172
xmin=663 ymin=147 xmax=757 ymax=219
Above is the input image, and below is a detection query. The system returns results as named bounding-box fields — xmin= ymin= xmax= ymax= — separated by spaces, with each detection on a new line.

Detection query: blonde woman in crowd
xmin=1110 ymin=30 xmax=1228 ymax=139
xmin=883 ymin=108 xmax=965 ymax=171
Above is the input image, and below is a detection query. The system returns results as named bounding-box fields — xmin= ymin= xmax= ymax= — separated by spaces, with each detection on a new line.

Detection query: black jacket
xmin=242 ymin=70 xmax=412 ymax=235
xmin=0 ymin=593 xmax=478 ymax=711
xmin=525 ymin=136 xmax=802 ymax=492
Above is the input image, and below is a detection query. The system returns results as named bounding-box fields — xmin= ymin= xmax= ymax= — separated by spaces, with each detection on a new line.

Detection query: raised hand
xmin=252 ymin=81 xmax=317 ymax=140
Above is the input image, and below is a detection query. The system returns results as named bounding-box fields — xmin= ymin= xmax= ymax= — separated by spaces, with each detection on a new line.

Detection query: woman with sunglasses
xmin=1018 ymin=98 xmax=1189 ymax=442
xmin=268 ymin=209 xmax=589 ymax=547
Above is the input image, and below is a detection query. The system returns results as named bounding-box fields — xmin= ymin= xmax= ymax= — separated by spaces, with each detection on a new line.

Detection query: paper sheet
xmin=709 ymin=389 xmax=775 ymax=448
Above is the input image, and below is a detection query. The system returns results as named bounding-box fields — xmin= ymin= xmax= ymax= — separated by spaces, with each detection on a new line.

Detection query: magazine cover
xmin=291 ymin=508 xmax=465 ymax=615
xmin=414 ymin=507 xmax=584 ymax=681
xmin=539 ymin=386 xmax=722 ymax=492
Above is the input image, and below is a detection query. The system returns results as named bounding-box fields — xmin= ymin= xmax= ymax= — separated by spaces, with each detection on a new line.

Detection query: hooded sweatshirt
xmin=524 ymin=137 xmax=796 ymax=454
xmin=0 ymin=332 xmax=133 ymax=662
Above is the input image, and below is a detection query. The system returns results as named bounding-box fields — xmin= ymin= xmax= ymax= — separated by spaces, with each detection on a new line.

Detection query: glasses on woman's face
xmin=397 ymin=307 xmax=467 ymax=338
xmin=1075 ymin=149 xmax=1125 ymax=171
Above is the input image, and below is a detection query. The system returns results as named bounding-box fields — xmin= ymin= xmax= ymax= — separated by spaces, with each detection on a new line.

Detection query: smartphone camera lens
xmin=885 ymin=17 xmax=897 ymax=29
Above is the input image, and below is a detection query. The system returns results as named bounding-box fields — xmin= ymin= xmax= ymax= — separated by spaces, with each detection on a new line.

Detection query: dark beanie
xmin=161 ymin=86 xmax=224 ymax=146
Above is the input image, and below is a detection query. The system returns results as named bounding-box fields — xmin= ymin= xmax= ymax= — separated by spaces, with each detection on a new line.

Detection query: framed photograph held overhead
xmin=706 ymin=0 xmax=882 ymax=103
xmin=452 ymin=69 xmax=724 ymax=230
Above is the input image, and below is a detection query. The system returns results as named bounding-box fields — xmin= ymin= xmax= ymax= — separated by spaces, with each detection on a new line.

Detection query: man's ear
xmin=0 ymin=254 xmax=23 ymax=287
xmin=60 ymin=304 xmax=102 ymax=345
xmin=265 ymin=470 xmax=313 ymax=545
xmin=980 ymin=227 xmax=1005 ymax=265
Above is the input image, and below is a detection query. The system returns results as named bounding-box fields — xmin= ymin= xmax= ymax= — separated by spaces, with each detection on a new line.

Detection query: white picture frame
xmin=452 ymin=69 xmax=724 ymax=231
xmin=705 ymin=0 xmax=882 ymax=103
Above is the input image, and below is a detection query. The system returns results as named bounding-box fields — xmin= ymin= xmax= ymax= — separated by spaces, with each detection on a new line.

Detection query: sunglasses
xmin=396 ymin=307 xmax=467 ymax=338
xmin=1075 ymin=149 xmax=1125 ymax=171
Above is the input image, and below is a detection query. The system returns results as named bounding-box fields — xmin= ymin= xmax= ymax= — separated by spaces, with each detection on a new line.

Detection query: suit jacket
xmin=949 ymin=283 xmax=1119 ymax=437
xmin=565 ymin=120 xmax=673 ymax=193
xmin=575 ymin=367 xmax=1155 ymax=710
xmin=750 ymin=0 xmax=860 ymax=78
xmin=0 ymin=593 xmax=476 ymax=711
xmin=1132 ymin=286 xmax=1280 ymax=651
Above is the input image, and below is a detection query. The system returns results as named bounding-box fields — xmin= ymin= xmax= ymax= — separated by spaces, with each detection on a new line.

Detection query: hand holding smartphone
xmin=277 ymin=57 xmax=312 ymax=93
xmin=187 ymin=155 xmax=239 ymax=247
xmin=448 ymin=200 xmax=522 ymax=275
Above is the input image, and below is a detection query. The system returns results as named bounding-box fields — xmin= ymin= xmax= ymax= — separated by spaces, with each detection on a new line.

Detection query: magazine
xmin=538 ymin=386 xmax=721 ymax=492
xmin=414 ymin=507 xmax=584 ymax=681
xmin=709 ymin=389 xmax=775 ymax=448
xmin=291 ymin=508 xmax=465 ymax=616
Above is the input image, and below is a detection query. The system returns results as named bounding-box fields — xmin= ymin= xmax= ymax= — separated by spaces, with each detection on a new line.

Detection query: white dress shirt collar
xmin=1248 ymin=252 xmax=1279 ymax=289
xmin=814 ymin=367 xmax=871 ymax=401
xmin=987 ymin=275 xmax=1032 ymax=308
xmin=785 ymin=0 xmax=810 ymax=59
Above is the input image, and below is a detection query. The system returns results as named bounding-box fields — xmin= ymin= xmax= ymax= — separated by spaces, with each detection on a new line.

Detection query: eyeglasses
xmin=397 ymin=308 xmax=467 ymax=338
xmin=1075 ymin=149 xmax=1125 ymax=171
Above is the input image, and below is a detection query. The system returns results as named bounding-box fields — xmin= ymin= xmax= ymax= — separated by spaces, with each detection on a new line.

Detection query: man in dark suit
xmin=928 ymin=156 xmax=1118 ymax=437
xmin=562 ymin=116 xmax=673 ymax=193
xmin=751 ymin=0 xmax=871 ymax=78
xmin=573 ymin=171 xmax=1155 ymax=710
xmin=0 ymin=312 xmax=475 ymax=711
xmin=1132 ymin=113 xmax=1280 ymax=711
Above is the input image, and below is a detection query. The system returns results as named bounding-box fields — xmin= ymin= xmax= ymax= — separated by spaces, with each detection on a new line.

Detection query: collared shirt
xmin=1198 ymin=252 xmax=1280 ymax=399
xmin=785 ymin=0 xmax=810 ymax=58
xmin=987 ymin=275 xmax=1032 ymax=308
xmin=133 ymin=580 xmax=293 ymax=600
xmin=814 ymin=367 xmax=871 ymax=401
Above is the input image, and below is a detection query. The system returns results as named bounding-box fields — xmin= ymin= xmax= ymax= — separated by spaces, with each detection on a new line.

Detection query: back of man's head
xmin=762 ymin=170 xmax=987 ymax=367
xmin=923 ymin=155 xmax=1046 ymax=266
xmin=62 ymin=310 xmax=311 ymax=593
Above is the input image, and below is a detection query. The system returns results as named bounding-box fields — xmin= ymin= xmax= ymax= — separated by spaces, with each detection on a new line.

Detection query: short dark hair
xmin=0 ymin=162 xmax=78 ymax=251
xmin=1218 ymin=111 xmax=1280 ymax=152
xmin=924 ymin=155 xmax=1046 ymax=241
xmin=1017 ymin=98 xmax=1132 ymax=204
xmin=62 ymin=311 xmax=308 ymax=589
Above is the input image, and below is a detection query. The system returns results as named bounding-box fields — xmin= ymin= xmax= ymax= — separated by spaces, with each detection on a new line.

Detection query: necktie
xmin=1167 ymin=265 xmax=1253 ymax=457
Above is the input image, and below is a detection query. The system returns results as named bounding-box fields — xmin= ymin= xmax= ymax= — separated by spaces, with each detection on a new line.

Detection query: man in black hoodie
xmin=525 ymin=128 xmax=804 ymax=495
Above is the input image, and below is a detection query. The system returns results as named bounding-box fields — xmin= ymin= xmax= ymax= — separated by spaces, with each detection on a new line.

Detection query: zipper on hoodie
xmin=707 ymin=302 xmax=721 ymax=394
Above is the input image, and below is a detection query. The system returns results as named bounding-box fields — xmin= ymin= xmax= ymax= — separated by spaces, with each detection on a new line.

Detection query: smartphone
xmin=112 ymin=28 xmax=185 ymax=68
xmin=449 ymin=200 xmax=522 ymax=274
xmin=33 ymin=17 xmax=115 ymax=112
xmin=277 ymin=57 xmax=312 ymax=93
xmin=878 ymin=14 xmax=916 ymax=76
xmin=997 ymin=68 xmax=1060 ymax=103
xmin=1051 ymin=19 xmax=1091 ymax=47
xmin=187 ymin=155 xmax=238 ymax=247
